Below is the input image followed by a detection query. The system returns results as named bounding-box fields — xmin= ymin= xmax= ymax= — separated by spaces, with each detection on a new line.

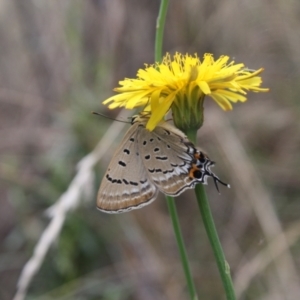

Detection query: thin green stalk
xmin=195 ymin=185 xmax=236 ymax=299
xmin=187 ymin=129 xmax=236 ymax=300
xmin=166 ymin=196 xmax=198 ymax=300
xmin=155 ymin=1 xmax=198 ymax=299
xmin=155 ymin=0 xmax=169 ymax=63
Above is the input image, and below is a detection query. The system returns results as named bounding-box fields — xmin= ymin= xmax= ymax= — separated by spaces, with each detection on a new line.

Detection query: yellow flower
xmin=103 ymin=53 xmax=268 ymax=131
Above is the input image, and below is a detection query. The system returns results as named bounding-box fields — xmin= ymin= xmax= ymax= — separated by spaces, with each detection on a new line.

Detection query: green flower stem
xmin=155 ymin=1 xmax=198 ymax=299
xmin=166 ymin=196 xmax=198 ymax=300
xmin=155 ymin=0 xmax=169 ymax=63
xmin=187 ymin=129 xmax=236 ymax=300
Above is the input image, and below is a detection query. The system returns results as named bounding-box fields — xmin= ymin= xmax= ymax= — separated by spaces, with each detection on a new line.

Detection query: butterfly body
xmin=97 ymin=114 xmax=228 ymax=213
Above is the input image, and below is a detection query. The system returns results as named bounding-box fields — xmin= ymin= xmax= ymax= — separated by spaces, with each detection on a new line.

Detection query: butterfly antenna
xmin=92 ymin=111 xmax=130 ymax=123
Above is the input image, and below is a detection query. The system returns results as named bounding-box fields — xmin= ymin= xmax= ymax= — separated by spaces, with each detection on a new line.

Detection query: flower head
xmin=103 ymin=53 xmax=268 ymax=131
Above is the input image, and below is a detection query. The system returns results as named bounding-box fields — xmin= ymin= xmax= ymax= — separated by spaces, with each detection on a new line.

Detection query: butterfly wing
xmin=97 ymin=123 xmax=158 ymax=213
xmin=137 ymin=121 xmax=199 ymax=196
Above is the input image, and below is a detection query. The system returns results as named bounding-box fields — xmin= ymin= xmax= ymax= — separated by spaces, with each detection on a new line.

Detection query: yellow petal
xmin=150 ymin=89 xmax=163 ymax=112
xmin=210 ymin=93 xmax=233 ymax=110
xmin=146 ymin=92 xmax=176 ymax=131
xmin=198 ymin=81 xmax=211 ymax=94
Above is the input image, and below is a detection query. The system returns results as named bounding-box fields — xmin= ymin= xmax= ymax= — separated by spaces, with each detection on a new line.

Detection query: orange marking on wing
xmin=189 ymin=163 xmax=199 ymax=179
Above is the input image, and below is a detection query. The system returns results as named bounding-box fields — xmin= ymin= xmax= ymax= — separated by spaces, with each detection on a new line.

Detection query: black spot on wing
xmin=171 ymin=161 xmax=187 ymax=168
xmin=156 ymin=156 xmax=168 ymax=161
xmin=179 ymin=161 xmax=187 ymax=167
xmin=106 ymin=174 xmax=127 ymax=185
xmin=118 ymin=161 xmax=126 ymax=167
xmin=163 ymin=169 xmax=174 ymax=174
xmin=193 ymin=169 xmax=203 ymax=179
xmin=106 ymin=174 xmax=112 ymax=182
xmin=130 ymin=181 xmax=138 ymax=186
xmin=148 ymin=168 xmax=163 ymax=173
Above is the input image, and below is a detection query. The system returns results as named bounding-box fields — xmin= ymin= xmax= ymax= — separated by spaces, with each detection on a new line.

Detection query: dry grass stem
xmin=207 ymin=108 xmax=300 ymax=299
xmin=13 ymin=110 xmax=131 ymax=300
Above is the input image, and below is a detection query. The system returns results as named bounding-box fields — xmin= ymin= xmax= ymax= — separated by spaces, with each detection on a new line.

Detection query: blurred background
xmin=1 ymin=0 xmax=300 ymax=299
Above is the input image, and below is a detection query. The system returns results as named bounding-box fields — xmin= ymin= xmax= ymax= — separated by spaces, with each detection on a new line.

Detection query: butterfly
xmin=97 ymin=113 xmax=229 ymax=213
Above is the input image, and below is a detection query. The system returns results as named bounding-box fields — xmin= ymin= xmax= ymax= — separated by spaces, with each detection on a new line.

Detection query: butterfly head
xmin=131 ymin=111 xmax=151 ymax=125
